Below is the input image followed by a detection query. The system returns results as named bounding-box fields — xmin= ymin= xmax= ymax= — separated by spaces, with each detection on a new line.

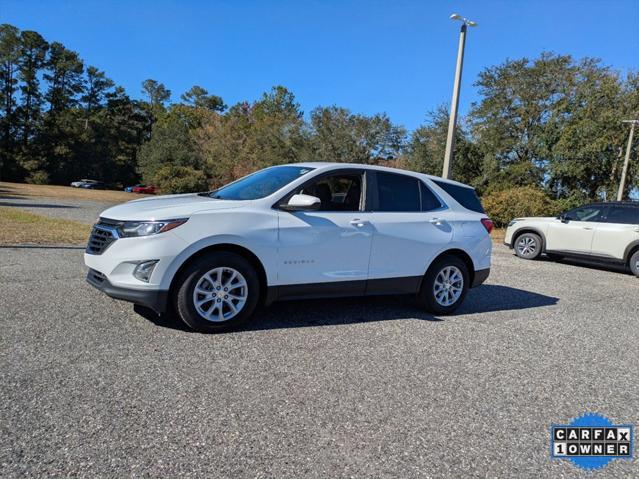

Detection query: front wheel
xmin=514 ymin=232 xmax=542 ymax=260
xmin=417 ymin=255 xmax=469 ymax=315
xmin=630 ymin=250 xmax=639 ymax=278
xmin=174 ymin=252 xmax=260 ymax=333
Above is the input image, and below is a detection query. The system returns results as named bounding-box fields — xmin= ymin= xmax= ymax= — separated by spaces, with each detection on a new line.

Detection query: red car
xmin=132 ymin=185 xmax=157 ymax=194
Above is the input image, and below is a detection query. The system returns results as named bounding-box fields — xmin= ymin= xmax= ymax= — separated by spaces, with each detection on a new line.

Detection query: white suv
xmin=85 ymin=163 xmax=493 ymax=332
xmin=504 ymin=201 xmax=639 ymax=277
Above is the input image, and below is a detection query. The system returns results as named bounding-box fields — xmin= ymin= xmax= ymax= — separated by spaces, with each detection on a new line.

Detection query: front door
xmin=545 ymin=204 xmax=608 ymax=254
xmin=276 ymin=170 xmax=373 ymax=292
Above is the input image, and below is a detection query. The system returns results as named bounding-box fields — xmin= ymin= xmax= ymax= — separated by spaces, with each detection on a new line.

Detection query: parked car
xmin=71 ymin=179 xmax=98 ymax=188
xmin=80 ymin=181 xmax=105 ymax=189
xmin=85 ymin=163 xmax=493 ymax=332
xmin=124 ymin=184 xmax=144 ymax=193
xmin=504 ymin=201 xmax=639 ymax=277
xmin=132 ymin=185 xmax=156 ymax=194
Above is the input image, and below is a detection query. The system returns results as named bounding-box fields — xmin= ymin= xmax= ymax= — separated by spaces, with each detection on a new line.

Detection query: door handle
xmin=350 ymin=219 xmax=369 ymax=227
xmin=429 ymin=218 xmax=444 ymax=225
xmin=582 ymin=226 xmax=593 ymax=230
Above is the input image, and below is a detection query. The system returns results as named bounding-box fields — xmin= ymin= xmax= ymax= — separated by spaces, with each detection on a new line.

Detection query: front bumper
xmin=86 ymin=269 xmax=168 ymax=313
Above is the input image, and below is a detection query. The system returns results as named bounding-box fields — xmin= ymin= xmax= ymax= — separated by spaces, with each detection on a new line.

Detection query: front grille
xmin=87 ymin=268 xmax=106 ymax=284
xmin=86 ymin=222 xmax=118 ymax=255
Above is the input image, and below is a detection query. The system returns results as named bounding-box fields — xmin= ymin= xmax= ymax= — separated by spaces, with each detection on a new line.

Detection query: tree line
xmin=1 ymin=23 xmax=637 ymax=203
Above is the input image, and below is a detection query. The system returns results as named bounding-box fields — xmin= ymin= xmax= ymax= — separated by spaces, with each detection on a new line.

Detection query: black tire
xmin=174 ymin=252 xmax=260 ymax=333
xmin=630 ymin=250 xmax=639 ymax=278
xmin=514 ymin=232 xmax=542 ymax=260
xmin=417 ymin=255 xmax=469 ymax=315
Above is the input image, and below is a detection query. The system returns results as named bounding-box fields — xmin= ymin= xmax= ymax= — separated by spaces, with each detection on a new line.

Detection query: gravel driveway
xmin=1 ymin=245 xmax=637 ymax=477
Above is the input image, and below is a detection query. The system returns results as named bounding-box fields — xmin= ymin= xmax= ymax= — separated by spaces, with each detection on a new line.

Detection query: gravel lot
xmin=1 ymin=245 xmax=637 ymax=478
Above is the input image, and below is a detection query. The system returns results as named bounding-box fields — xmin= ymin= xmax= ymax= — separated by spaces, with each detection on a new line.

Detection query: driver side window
xmin=564 ymin=205 xmax=606 ymax=222
xmin=297 ymin=173 xmax=363 ymax=212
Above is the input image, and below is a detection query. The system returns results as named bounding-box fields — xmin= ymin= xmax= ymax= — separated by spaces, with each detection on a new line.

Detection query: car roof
xmin=288 ymin=162 xmax=474 ymax=189
xmin=589 ymin=201 xmax=639 ymax=207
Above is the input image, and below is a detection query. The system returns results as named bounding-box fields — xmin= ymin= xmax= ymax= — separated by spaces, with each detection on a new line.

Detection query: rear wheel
xmin=514 ymin=232 xmax=542 ymax=260
xmin=417 ymin=255 xmax=469 ymax=315
xmin=630 ymin=250 xmax=639 ymax=278
xmin=175 ymin=252 xmax=260 ymax=333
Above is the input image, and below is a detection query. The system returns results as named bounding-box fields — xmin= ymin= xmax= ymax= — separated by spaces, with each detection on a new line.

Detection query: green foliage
xmin=482 ymin=186 xmax=562 ymax=227
xmin=153 ymin=165 xmax=208 ymax=194
xmin=181 ymin=85 xmax=225 ymax=112
xmin=309 ymin=106 xmax=405 ymax=165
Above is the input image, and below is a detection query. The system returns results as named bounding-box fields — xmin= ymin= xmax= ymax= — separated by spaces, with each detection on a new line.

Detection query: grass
xmin=0 ymin=181 xmax=146 ymax=202
xmin=0 ymin=207 xmax=91 ymax=245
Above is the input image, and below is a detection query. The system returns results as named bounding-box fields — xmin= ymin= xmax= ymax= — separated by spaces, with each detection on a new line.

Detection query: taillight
xmin=481 ymin=218 xmax=494 ymax=234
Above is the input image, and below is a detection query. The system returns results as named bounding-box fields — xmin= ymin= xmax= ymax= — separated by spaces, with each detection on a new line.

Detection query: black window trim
xmin=272 ymin=168 xmax=369 ymax=213
xmin=369 ymin=170 xmax=448 ymax=213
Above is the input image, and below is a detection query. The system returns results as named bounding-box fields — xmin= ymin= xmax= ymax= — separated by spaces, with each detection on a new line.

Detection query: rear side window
xmin=433 ymin=180 xmax=484 ymax=213
xmin=376 ymin=172 xmax=421 ymax=212
xmin=605 ymin=206 xmax=639 ymax=225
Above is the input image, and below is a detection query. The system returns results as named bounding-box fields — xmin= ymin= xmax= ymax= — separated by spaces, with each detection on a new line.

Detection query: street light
xmin=442 ymin=13 xmax=477 ymax=180
xmin=617 ymin=118 xmax=638 ymax=201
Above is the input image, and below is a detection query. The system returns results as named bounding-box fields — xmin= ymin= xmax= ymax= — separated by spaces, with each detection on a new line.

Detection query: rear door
xmin=591 ymin=205 xmax=639 ymax=260
xmin=366 ymin=171 xmax=453 ymax=291
xmin=545 ymin=205 xmax=608 ymax=254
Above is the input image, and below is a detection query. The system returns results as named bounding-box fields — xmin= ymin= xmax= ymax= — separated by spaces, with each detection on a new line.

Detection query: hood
xmin=99 ymin=193 xmax=249 ymax=222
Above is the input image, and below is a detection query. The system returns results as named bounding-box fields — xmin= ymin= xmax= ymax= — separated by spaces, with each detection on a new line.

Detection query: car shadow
xmin=0 ymin=201 xmax=78 ymax=209
xmin=134 ymin=284 xmax=558 ymax=333
xmin=538 ymin=254 xmax=632 ymax=276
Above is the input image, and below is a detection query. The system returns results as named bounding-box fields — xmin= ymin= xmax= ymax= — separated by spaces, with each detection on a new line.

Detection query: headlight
xmin=507 ymin=220 xmax=518 ymax=227
xmin=119 ymin=218 xmax=188 ymax=237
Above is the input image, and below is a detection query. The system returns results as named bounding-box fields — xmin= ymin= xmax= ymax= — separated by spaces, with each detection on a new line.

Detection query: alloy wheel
xmin=517 ymin=236 xmax=537 ymax=257
xmin=433 ymin=265 xmax=464 ymax=307
xmin=192 ymin=267 xmax=248 ymax=322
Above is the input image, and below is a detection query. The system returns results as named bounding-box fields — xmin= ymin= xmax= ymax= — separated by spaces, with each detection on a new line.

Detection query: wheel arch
xmin=511 ymin=227 xmax=547 ymax=252
xmin=624 ymin=240 xmax=639 ymax=264
xmin=168 ymin=243 xmax=269 ymax=308
xmin=424 ymin=248 xmax=476 ymax=289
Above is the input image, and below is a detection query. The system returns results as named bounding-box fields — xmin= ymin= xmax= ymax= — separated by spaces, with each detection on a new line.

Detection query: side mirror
xmin=280 ymin=194 xmax=321 ymax=212
xmin=558 ymin=214 xmax=569 ymax=223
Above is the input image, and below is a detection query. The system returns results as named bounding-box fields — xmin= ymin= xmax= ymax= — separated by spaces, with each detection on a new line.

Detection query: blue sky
xmin=2 ymin=0 xmax=638 ymax=131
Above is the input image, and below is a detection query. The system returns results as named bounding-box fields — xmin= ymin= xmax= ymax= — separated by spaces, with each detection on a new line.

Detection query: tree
xmin=181 ymin=85 xmax=225 ymax=112
xmin=44 ymin=42 xmax=84 ymax=112
xmin=17 ymin=30 xmax=48 ymax=150
xmin=82 ymin=66 xmax=114 ymax=115
xmin=404 ymin=106 xmax=482 ymax=189
xmin=0 ymin=24 xmax=21 ymax=180
xmin=309 ymin=106 xmax=406 ymax=164
xmin=141 ymin=79 xmax=171 ymax=107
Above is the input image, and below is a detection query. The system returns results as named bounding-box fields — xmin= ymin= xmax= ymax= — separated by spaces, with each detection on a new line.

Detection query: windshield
xmin=209 ymin=166 xmax=314 ymax=200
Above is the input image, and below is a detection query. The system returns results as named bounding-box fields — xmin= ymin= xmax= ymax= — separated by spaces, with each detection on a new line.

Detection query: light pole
xmin=442 ymin=13 xmax=477 ymax=180
xmin=617 ymin=119 xmax=638 ymax=201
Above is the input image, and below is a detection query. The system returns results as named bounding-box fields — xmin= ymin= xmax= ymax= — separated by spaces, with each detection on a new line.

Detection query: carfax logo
xmin=551 ymin=413 xmax=634 ymax=470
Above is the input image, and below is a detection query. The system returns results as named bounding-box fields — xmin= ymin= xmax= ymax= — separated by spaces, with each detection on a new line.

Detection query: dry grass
xmin=0 ymin=207 xmax=91 ymax=245
xmin=0 ymin=181 xmax=146 ymax=202
xmin=491 ymin=228 xmax=506 ymax=244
